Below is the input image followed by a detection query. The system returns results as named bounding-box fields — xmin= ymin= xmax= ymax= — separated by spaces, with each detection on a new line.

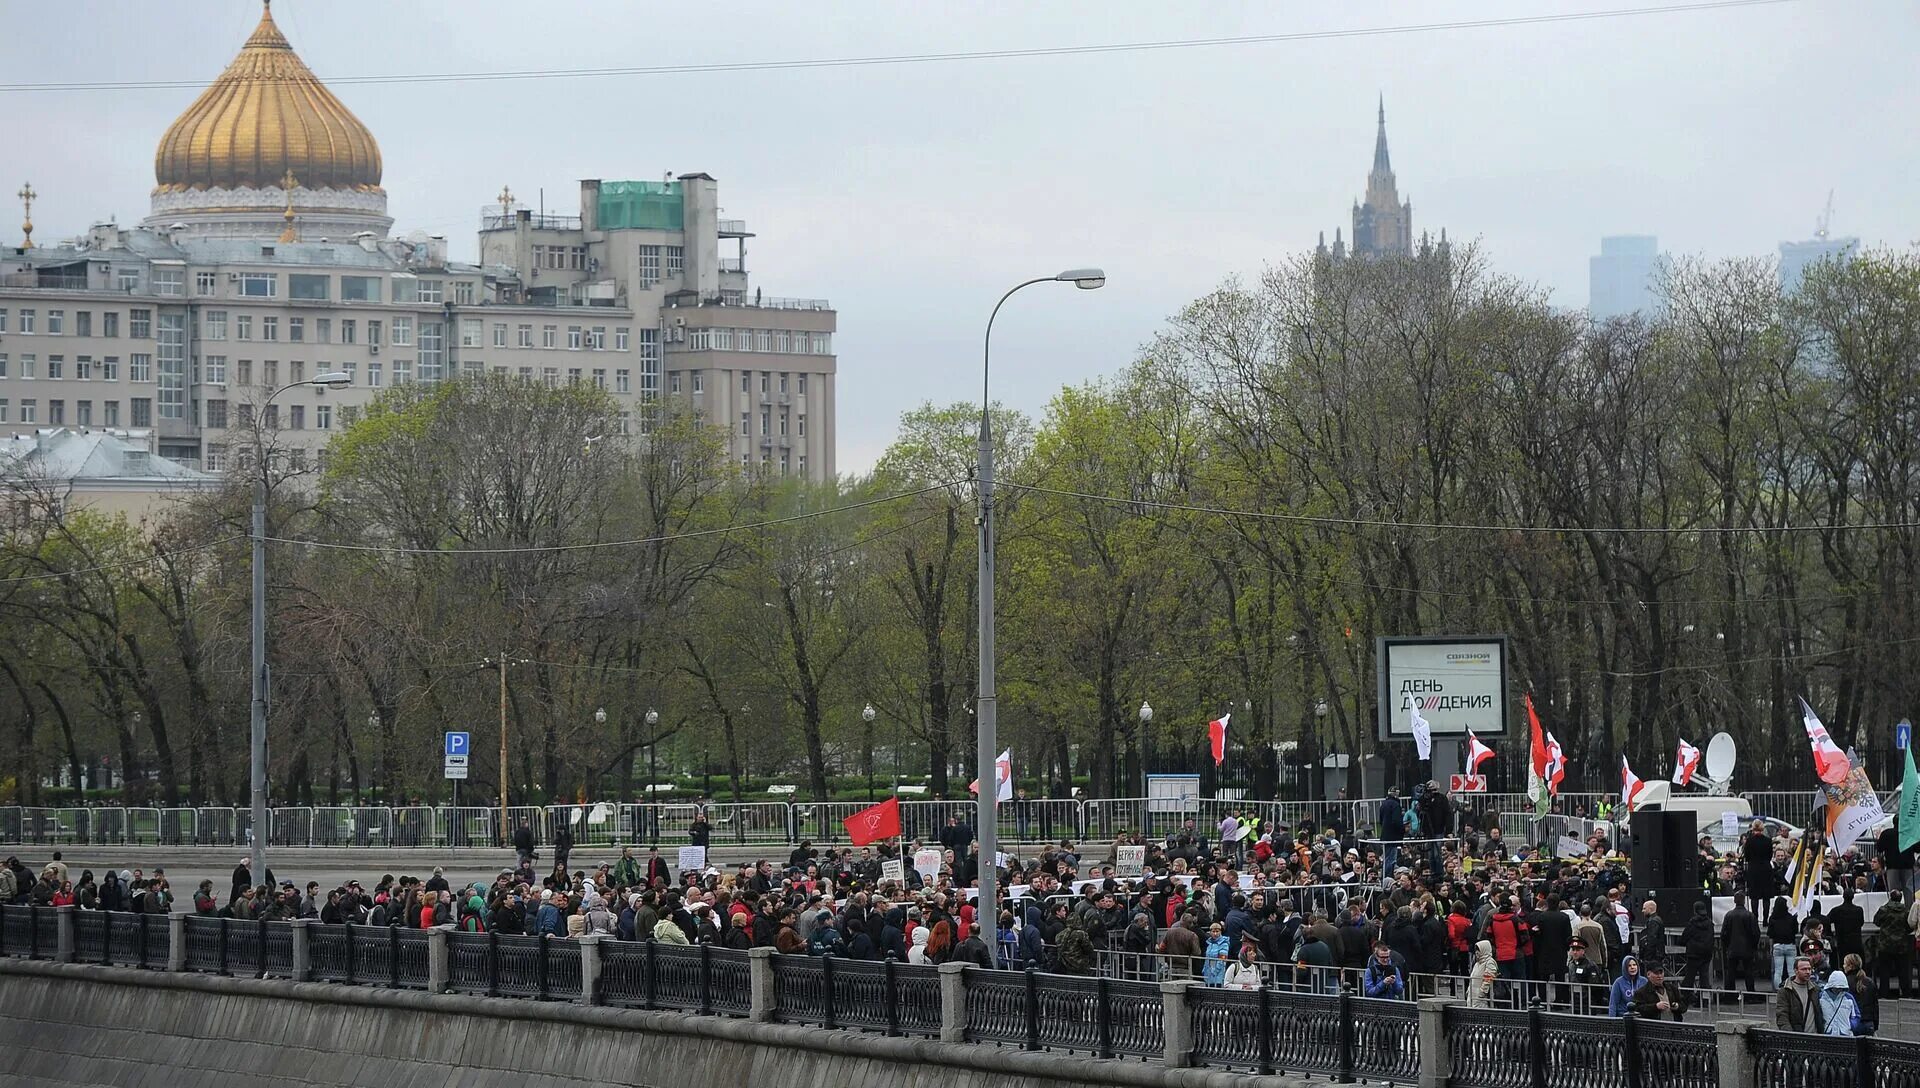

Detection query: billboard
xmin=1375 ymin=635 xmax=1509 ymax=742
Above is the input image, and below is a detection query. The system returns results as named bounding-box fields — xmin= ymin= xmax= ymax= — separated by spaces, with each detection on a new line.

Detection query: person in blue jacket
xmin=1363 ymin=942 xmax=1408 ymax=999
xmin=1610 ymin=954 xmax=1647 ymax=1016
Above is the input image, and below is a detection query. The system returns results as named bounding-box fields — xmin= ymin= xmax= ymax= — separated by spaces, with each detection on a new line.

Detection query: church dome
xmin=153 ymin=2 xmax=382 ymax=193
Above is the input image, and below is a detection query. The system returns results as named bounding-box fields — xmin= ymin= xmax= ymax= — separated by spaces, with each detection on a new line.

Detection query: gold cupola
xmin=145 ymin=2 xmax=392 ymax=239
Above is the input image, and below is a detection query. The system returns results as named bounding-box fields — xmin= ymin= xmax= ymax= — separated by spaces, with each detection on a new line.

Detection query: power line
xmin=0 ymin=534 xmax=246 ymax=586
xmin=0 ymin=1 xmax=1794 ymax=93
xmin=1005 ymin=481 xmax=1920 ymax=536
xmin=261 ymin=484 xmax=951 ymax=556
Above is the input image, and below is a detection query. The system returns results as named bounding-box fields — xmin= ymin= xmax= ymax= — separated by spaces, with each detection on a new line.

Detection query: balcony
xmin=665 ymin=292 xmax=830 ymax=312
xmin=717 ymin=219 xmax=753 ymax=238
xmin=718 ymin=257 xmax=745 ymax=274
xmin=479 ymin=211 xmax=584 ymax=232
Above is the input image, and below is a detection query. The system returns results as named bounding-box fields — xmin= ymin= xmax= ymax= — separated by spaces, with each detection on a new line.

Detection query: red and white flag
xmin=1672 ymin=738 xmax=1702 ymax=786
xmin=1544 ymin=733 xmax=1567 ymax=793
xmin=1465 ymin=731 xmax=1495 ymax=773
xmin=1208 ymin=714 xmax=1230 ymax=766
xmin=1799 ymin=696 xmax=1851 ymax=785
xmin=1621 ymin=756 xmax=1649 ymax=811
xmin=967 ymin=749 xmax=1014 ymax=803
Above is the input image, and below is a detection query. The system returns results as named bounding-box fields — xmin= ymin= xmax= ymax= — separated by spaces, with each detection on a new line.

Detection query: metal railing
xmin=1748 ymin=1027 xmax=1920 ymax=1088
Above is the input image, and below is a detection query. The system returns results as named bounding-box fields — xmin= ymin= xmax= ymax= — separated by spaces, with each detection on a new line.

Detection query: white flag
xmin=1410 ymin=703 xmax=1433 ymax=760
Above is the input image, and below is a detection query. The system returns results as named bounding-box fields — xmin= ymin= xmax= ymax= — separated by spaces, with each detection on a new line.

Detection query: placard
xmin=880 ymin=859 xmax=905 ymax=883
xmin=1720 ymin=812 xmax=1739 ymax=840
xmin=913 ymin=848 xmax=942 ymax=878
xmin=677 ymin=846 xmax=707 ymax=872
xmin=1115 ymin=845 xmax=1146 ymax=877
xmin=1556 ymin=835 xmax=1588 ymax=858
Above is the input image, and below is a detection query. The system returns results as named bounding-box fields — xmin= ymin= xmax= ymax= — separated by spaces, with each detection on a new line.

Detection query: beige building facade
xmin=0 ymin=3 xmax=836 ymax=481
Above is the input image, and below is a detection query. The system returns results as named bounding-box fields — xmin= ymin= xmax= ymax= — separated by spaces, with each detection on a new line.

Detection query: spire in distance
xmin=1373 ymin=93 xmax=1392 ymax=176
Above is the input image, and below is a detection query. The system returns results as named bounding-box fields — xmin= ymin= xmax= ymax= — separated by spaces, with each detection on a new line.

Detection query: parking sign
xmin=445 ymin=732 xmax=470 ymax=779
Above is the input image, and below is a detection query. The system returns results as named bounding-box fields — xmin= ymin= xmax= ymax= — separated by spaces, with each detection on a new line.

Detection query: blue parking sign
xmin=446 ymin=732 xmax=470 ymax=756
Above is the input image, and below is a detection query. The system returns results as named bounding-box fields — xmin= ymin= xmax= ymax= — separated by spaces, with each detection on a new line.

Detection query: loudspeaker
xmin=1630 ymin=810 xmax=1670 ymax=888
xmin=1661 ymin=810 xmax=1700 ymax=892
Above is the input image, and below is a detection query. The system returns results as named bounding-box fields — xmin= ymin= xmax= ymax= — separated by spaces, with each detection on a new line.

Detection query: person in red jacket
xmin=1446 ymin=901 xmax=1474 ymax=976
xmin=1486 ymin=895 xmax=1531 ymax=1003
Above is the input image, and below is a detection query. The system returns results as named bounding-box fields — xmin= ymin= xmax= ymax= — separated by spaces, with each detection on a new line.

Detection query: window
xmin=1 ymin=308 xmax=9 ymax=333
xmin=775 ymin=331 xmax=790 ymax=353
xmin=363 ymin=319 xmax=380 ymax=347
xmin=463 ymin=360 xmax=482 ymax=379
xmin=813 ymin=332 xmax=833 ymax=354
xmin=799 ymin=455 xmax=807 ymax=477
xmin=517 ymin=324 xmax=533 ymax=348
xmin=797 ymin=412 xmax=806 ymax=437
xmin=779 ymin=409 xmax=789 ymax=436
xmin=691 ymin=328 xmax=712 ymax=350
xmin=340 ymin=276 xmax=379 ymax=302
xmin=315 ymin=318 xmax=331 ymax=343
xmin=539 ymin=367 xmax=557 ymax=388
xmin=542 ymin=325 xmax=557 ymax=349
xmin=205 ymin=445 xmax=226 ymax=471
xmin=461 ymin=318 xmax=482 ymax=348
xmin=392 ymin=359 xmax=411 ymax=384
xmin=237 ymin=315 xmax=253 ymax=341
xmin=367 ymin=362 xmax=382 ymax=387
xmin=131 ymin=309 xmax=152 ymax=338
xmin=205 ymin=311 xmax=228 ymax=341
xmin=492 ymin=323 xmax=508 ymax=348
xmin=0 ymin=353 xmax=6 ymax=377
xmin=239 ymin=273 xmax=276 ymax=298
xmin=567 ymin=367 xmax=582 ymax=386
xmin=591 ymin=368 xmax=606 ymax=390
xmin=691 ymin=372 xmax=704 ymax=394
xmin=589 ymin=326 xmax=606 ymax=350
xmin=517 ymin=366 xmax=533 ymax=382
xmin=756 ymin=329 xmax=773 ymax=352
xmin=316 ymin=404 xmax=332 ymax=430
xmin=338 ymin=362 xmax=355 ymax=383
xmin=567 ymin=326 xmax=583 ymax=350
xmin=740 ymin=412 xmax=750 ymax=436
xmin=760 ymin=409 xmax=770 ymax=435
xmin=418 ymin=321 xmax=443 ymax=381
xmin=417 ymin=279 xmax=443 ymax=304
xmin=759 ymin=372 xmax=770 ymax=393
xmin=341 ymin=319 xmax=357 ymax=344
xmin=290 ymin=361 xmax=304 ymax=383
xmin=48 ymin=310 xmax=65 ymax=335
xmin=779 ymin=372 xmax=789 ymax=394
xmin=18 ymin=309 xmax=34 ymax=334
xmin=638 ymin=245 xmax=662 ymax=287
xmin=19 ymin=399 xmax=34 ymax=423
xmin=454 ymin=281 xmax=476 ymax=305
xmin=152 ymin=269 xmax=184 ymax=296
xmin=391 ymin=317 xmax=412 ymax=346
xmin=639 ymin=329 xmax=661 ymax=401
xmin=615 ymin=327 xmax=629 ymax=351
xmin=103 ymin=312 xmax=118 ymax=338
xmin=533 ymin=245 xmax=586 ymax=270
xmin=206 ymin=400 xmax=228 ymax=429
xmin=75 ymin=312 xmax=91 ymax=337
xmin=103 ymin=401 xmax=118 ymax=426
xmin=237 ymin=360 xmax=252 ymax=385
xmin=130 ymin=354 xmax=152 ymax=382
xmin=290 ymin=405 xmax=305 ymax=430
xmin=263 ymin=361 xmax=277 ymax=386
xmin=76 ymin=355 xmax=94 ymax=380
xmin=18 ymin=355 xmax=33 ymax=379
xmin=669 ymin=372 xmax=681 ymax=394
xmin=666 ymin=246 xmax=684 ymax=277
xmin=288 ymin=317 xmax=304 ymax=342
xmin=741 ymin=373 xmax=750 ymax=393
xmin=118 ymin=267 xmax=141 ymax=291
xmin=390 ymin=277 xmax=418 ymax=303
xmin=616 ymin=369 xmax=631 ymax=393
xmin=101 ymin=356 xmax=118 ymax=381
xmin=0 ymin=399 xmax=7 ymax=422
xmin=798 ymin=374 xmax=808 ymax=395
xmin=263 ymin=405 xmax=278 ymax=430
xmin=261 ymin=316 xmax=279 ymax=342
xmin=196 ymin=271 xmax=218 ymax=296
xmin=46 ymin=356 xmax=63 ymax=380
xmin=780 ymin=451 xmax=790 ymax=476
xmin=341 ymin=406 xmax=360 ymax=426
xmin=130 ymin=398 xmax=151 ymax=427
xmin=76 ymin=401 xmax=91 ymax=426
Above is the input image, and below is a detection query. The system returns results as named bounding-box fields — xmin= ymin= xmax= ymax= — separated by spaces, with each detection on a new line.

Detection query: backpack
xmin=462 ymin=914 xmax=486 ymax=933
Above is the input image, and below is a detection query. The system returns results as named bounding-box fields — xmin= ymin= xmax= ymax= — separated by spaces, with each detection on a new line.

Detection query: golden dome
xmin=154 ymin=2 xmax=382 ymax=193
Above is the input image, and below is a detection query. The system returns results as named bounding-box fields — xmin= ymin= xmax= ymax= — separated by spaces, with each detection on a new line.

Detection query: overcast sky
xmin=5 ymin=1 xmax=1916 ymax=471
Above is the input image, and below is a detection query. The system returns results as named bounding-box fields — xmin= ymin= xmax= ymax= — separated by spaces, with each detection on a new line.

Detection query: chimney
xmin=579 ymin=179 xmax=602 ymax=233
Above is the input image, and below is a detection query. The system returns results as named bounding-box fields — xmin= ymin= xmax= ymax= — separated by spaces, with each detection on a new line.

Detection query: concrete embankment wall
xmin=0 ymin=959 xmax=1300 ymax=1088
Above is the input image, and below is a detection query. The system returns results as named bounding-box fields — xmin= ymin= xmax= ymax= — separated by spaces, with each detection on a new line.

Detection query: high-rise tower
xmin=1341 ymin=97 xmax=1414 ymax=258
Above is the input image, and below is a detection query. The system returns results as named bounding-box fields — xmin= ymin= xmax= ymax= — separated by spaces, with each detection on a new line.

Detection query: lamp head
xmin=594 ymin=707 xmax=607 ymax=725
xmin=645 ymin=708 xmax=659 ymax=726
xmin=1138 ymin=700 xmax=1153 ymax=723
xmin=862 ymin=703 xmax=876 ymax=723
xmin=311 ymin=371 xmax=352 ymax=389
xmin=1054 ymin=267 xmax=1106 ymax=290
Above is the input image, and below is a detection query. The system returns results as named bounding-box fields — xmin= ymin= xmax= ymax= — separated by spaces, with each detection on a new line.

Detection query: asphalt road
xmin=7 ymin=844 xmax=779 ymax=899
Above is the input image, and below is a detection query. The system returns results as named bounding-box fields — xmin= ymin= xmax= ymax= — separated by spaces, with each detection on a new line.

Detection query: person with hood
xmin=1608 ymin=955 xmax=1647 ymax=1017
xmin=1055 ymin=916 xmax=1097 ymax=975
xmin=654 ymin=910 xmax=693 ymax=945
xmin=1224 ymin=943 xmax=1264 ymax=990
xmin=1466 ymin=940 xmax=1500 ymax=1008
xmin=1629 ymin=961 xmax=1687 ymax=1020
xmin=906 ymin=925 xmax=933 ymax=965
xmin=461 ymin=895 xmax=489 ymax=933
xmin=1678 ymin=899 xmax=1716 ymax=991
xmin=1818 ymin=969 xmax=1862 ymax=1036
xmin=1870 ymin=890 xmax=1913 ymax=999
xmin=1777 ymin=957 xmax=1824 ymax=1032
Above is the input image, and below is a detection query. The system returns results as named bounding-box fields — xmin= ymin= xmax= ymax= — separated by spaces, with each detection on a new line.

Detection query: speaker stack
xmin=1628 ymin=808 xmax=1705 ymax=953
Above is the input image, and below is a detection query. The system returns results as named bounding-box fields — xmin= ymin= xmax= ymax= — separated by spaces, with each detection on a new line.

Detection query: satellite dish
xmin=1704 ymin=733 xmax=1737 ymax=785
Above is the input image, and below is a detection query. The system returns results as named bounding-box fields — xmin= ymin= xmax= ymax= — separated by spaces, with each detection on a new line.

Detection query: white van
xmin=1616 ymin=783 xmax=1758 ymax=853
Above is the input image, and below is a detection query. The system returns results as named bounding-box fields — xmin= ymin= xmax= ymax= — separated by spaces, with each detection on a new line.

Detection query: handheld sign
xmin=677 ymin=846 xmax=706 ymax=872
xmin=913 ymin=848 xmax=942 ymax=879
xmin=880 ymin=859 xmax=905 ymax=883
xmin=1115 ymin=845 xmax=1146 ymax=878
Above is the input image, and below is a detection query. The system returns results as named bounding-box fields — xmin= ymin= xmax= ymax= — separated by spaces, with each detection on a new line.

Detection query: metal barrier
xmin=1749 ymin=1026 xmax=1920 ymax=1088
xmin=196 ymin=806 xmax=239 ymax=845
xmin=393 ymin=806 xmax=437 ymax=847
xmin=433 ymin=806 xmax=494 ymax=848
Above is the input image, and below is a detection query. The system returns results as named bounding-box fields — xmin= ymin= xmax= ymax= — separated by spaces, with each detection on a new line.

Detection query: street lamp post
xmin=976 ymin=268 xmax=1105 ymax=917
xmin=249 ymin=371 xmax=351 ymax=883
xmin=1138 ymin=700 xmax=1154 ymax=798
xmin=863 ymin=703 xmax=877 ymax=801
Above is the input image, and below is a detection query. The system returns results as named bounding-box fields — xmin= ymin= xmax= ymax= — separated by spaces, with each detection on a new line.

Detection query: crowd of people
xmin=7 ymin=781 xmax=1918 ymax=1040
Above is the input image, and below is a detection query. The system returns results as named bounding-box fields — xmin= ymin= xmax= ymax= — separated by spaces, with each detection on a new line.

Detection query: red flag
xmin=843 ymin=797 xmax=901 ymax=846
xmin=1208 ymin=713 xmax=1230 ymax=766
xmin=1466 ymin=731 xmax=1496 ymax=773
xmin=1621 ymin=756 xmax=1649 ymax=811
